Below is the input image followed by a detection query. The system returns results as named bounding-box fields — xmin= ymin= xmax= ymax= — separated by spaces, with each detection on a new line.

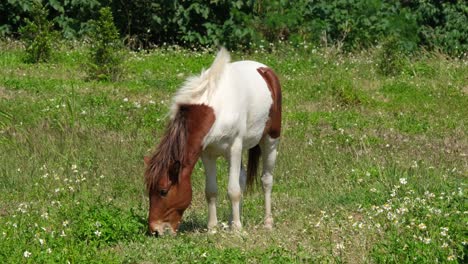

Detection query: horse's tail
xmin=246 ymin=144 xmax=261 ymax=191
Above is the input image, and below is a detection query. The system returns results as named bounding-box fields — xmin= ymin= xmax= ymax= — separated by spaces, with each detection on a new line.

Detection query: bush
xmin=377 ymin=36 xmax=405 ymax=76
xmin=19 ymin=1 xmax=56 ymax=63
xmin=87 ymin=7 xmax=124 ymax=82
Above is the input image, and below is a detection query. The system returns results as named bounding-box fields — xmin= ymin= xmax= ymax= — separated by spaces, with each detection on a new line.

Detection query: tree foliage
xmin=1 ymin=0 xmax=466 ymax=55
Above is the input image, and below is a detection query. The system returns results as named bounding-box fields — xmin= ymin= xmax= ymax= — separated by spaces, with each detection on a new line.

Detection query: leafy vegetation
xmin=1 ymin=0 xmax=467 ymax=55
xmin=18 ymin=1 xmax=56 ymax=63
xmin=0 ymin=42 xmax=466 ymax=262
xmin=87 ymin=7 xmax=124 ymax=82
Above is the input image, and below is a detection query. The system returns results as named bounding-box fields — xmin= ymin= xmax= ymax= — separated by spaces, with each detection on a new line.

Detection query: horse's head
xmin=144 ymin=156 xmax=192 ymax=235
xmin=144 ymin=104 xmax=215 ymax=236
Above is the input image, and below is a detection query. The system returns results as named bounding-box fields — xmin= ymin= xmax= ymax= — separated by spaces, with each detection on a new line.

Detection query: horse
xmin=144 ymin=48 xmax=282 ymax=235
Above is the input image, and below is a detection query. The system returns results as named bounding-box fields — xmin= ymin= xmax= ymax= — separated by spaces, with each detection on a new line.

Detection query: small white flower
xmin=38 ymin=238 xmax=44 ymax=245
xmin=423 ymin=237 xmax=431 ymax=244
xmin=335 ymin=242 xmax=345 ymax=250
xmin=94 ymin=230 xmax=101 ymax=237
xmin=123 ymin=97 xmax=129 ymax=102
xmin=440 ymin=227 xmax=448 ymax=236
xmin=71 ymin=164 xmax=77 ymax=170
xmin=95 ymin=221 xmax=101 ymax=227
xmin=441 ymin=242 xmax=448 ymax=248
xmin=23 ymin=251 xmax=31 ymax=258
xmin=447 ymin=255 xmax=455 ymax=261
xmin=46 ymin=248 xmax=52 ymax=254
xmin=63 ymin=220 xmax=69 ymax=227
xmin=418 ymin=223 xmax=427 ymax=230
xmin=370 ymin=188 xmax=377 ymax=193
xmin=399 ymin=178 xmax=407 ymax=185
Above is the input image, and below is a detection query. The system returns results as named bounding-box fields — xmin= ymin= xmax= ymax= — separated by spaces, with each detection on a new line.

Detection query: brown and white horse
xmin=144 ymin=48 xmax=282 ymax=235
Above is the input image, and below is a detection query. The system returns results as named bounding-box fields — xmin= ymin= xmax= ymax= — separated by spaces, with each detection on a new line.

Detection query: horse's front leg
xmin=228 ymin=138 xmax=243 ymax=231
xmin=202 ymin=153 xmax=218 ymax=230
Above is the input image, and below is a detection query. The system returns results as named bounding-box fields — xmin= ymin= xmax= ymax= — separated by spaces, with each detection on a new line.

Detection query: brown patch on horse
xmin=246 ymin=67 xmax=282 ymax=190
xmin=257 ymin=67 xmax=282 ymax=138
xmin=144 ymin=104 xmax=215 ymax=192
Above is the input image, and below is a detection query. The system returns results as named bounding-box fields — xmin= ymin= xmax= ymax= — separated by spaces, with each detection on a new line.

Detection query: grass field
xmin=0 ymin=42 xmax=466 ymax=263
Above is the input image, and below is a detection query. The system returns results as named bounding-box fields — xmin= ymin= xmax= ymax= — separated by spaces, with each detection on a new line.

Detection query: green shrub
xmin=87 ymin=7 xmax=124 ymax=82
xmin=377 ymin=36 xmax=405 ymax=76
xmin=19 ymin=1 xmax=56 ymax=63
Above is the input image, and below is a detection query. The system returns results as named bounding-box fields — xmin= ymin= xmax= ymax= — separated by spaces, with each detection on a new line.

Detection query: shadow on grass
xmin=178 ymin=216 xmax=206 ymax=233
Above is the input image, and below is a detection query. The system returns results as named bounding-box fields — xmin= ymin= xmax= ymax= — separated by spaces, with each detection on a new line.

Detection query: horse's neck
xmin=179 ymin=104 xmax=216 ymax=178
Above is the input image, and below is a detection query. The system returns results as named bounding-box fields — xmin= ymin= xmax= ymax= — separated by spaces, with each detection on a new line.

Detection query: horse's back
xmin=203 ymin=60 xmax=273 ymax=153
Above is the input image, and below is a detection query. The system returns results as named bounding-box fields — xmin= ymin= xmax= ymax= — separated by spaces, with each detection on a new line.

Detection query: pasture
xmin=0 ymin=42 xmax=466 ymax=263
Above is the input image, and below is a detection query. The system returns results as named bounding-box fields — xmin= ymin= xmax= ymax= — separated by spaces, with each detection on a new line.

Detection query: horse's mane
xmin=169 ymin=47 xmax=230 ymax=119
xmin=145 ymin=108 xmax=187 ymax=192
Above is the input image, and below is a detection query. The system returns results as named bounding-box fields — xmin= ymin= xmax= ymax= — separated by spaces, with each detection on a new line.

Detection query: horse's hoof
xmin=264 ymin=217 xmax=274 ymax=230
xmin=231 ymin=222 xmax=242 ymax=232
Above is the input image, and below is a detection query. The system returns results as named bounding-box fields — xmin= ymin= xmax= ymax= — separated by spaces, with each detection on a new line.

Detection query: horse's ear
xmin=169 ymin=161 xmax=181 ymax=183
xmin=144 ymin=156 xmax=151 ymax=166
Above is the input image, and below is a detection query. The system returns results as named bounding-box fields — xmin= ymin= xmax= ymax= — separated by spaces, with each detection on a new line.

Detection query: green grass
xmin=0 ymin=42 xmax=466 ymax=263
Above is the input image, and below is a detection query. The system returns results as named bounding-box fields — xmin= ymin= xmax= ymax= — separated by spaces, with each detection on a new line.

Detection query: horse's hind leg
xmin=260 ymin=135 xmax=279 ymax=229
xmin=202 ymin=153 xmax=218 ymax=230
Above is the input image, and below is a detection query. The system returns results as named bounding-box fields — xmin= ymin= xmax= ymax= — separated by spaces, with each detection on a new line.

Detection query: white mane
xmin=170 ymin=47 xmax=231 ymax=118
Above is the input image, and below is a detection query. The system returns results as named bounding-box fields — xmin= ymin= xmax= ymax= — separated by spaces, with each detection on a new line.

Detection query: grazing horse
xmin=144 ymin=48 xmax=282 ymax=235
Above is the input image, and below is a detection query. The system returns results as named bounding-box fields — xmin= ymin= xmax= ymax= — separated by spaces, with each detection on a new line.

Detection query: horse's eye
xmin=159 ymin=189 xmax=168 ymax=197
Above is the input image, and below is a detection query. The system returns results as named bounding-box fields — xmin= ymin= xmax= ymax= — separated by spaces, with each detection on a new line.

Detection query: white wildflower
xmin=335 ymin=242 xmax=345 ymax=250
xmin=94 ymin=230 xmax=101 ymax=237
xmin=399 ymin=178 xmax=407 ymax=185
xmin=23 ymin=251 xmax=31 ymax=258
xmin=418 ymin=223 xmax=427 ymax=230
xmin=440 ymin=227 xmax=448 ymax=236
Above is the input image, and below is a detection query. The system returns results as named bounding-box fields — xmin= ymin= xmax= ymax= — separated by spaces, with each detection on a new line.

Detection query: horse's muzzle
xmin=149 ymin=221 xmax=175 ymax=236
